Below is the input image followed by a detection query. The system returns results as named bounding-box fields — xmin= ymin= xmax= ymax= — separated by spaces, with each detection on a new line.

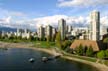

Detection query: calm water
xmin=0 ymin=48 xmax=98 ymax=71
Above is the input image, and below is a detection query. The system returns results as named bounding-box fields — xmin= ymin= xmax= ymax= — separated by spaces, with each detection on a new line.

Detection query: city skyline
xmin=0 ymin=0 xmax=108 ymax=30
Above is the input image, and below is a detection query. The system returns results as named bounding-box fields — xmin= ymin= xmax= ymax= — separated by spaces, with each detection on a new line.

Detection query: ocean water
xmin=0 ymin=48 xmax=97 ymax=71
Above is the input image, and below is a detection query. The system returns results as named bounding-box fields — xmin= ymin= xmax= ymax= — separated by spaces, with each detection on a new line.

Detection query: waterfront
xmin=0 ymin=48 xmax=97 ymax=71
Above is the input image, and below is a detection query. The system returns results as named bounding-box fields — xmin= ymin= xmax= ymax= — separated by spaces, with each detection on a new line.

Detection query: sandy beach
xmin=0 ymin=41 xmax=108 ymax=71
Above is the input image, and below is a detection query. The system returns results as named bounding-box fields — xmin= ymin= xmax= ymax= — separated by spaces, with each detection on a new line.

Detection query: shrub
xmin=86 ymin=46 xmax=93 ymax=57
xmin=97 ymin=50 xmax=105 ymax=59
xmin=75 ymin=44 xmax=83 ymax=55
xmin=62 ymin=40 xmax=72 ymax=50
xmin=105 ymin=50 xmax=108 ymax=58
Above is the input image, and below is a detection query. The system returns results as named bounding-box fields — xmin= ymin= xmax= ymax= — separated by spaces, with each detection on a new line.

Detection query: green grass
xmin=0 ymin=38 xmax=56 ymax=48
xmin=103 ymin=60 xmax=108 ymax=66
xmin=0 ymin=39 xmax=31 ymax=43
xmin=32 ymin=41 xmax=56 ymax=48
xmin=55 ymin=48 xmax=97 ymax=62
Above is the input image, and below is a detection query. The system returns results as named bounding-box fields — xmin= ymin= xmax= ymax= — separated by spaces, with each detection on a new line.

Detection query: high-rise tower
xmin=58 ymin=19 xmax=66 ymax=40
xmin=90 ymin=11 xmax=100 ymax=41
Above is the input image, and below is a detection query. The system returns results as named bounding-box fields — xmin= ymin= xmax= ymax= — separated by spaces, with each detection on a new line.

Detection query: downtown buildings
xmin=0 ymin=10 xmax=108 ymax=42
xmin=37 ymin=25 xmax=56 ymax=41
xmin=36 ymin=10 xmax=107 ymax=41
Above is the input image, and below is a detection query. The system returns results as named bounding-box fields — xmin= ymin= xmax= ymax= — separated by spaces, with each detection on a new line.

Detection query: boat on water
xmin=42 ymin=57 xmax=48 ymax=62
xmin=29 ymin=58 xmax=35 ymax=62
xmin=42 ymin=55 xmax=61 ymax=62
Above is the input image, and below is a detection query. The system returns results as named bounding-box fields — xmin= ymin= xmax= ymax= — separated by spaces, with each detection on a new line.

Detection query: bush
xmin=62 ymin=40 xmax=72 ymax=50
xmin=55 ymin=31 xmax=62 ymax=48
xmin=97 ymin=50 xmax=105 ymax=59
xmin=75 ymin=44 xmax=83 ymax=55
xmin=86 ymin=46 xmax=93 ymax=57
xmin=105 ymin=50 xmax=108 ymax=58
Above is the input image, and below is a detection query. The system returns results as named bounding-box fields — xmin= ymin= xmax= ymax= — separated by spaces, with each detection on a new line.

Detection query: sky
xmin=0 ymin=0 xmax=108 ymax=30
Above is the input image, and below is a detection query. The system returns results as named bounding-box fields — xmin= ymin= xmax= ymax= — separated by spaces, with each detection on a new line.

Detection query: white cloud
xmin=33 ymin=15 xmax=68 ymax=27
xmin=0 ymin=16 xmax=11 ymax=24
xmin=101 ymin=16 xmax=108 ymax=26
xmin=0 ymin=14 xmax=108 ymax=30
xmin=57 ymin=0 xmax=108 ymax=7
xmin=33 ymin=15 xmax=88 ymax=28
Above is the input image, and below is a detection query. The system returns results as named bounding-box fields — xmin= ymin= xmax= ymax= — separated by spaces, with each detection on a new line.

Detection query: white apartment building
xmin=90 ymin=11 xmax=100 ymax=41
xmin=58 ymin=19 xmax=66 ymax=40
xmin=37 ymin=26 xmax=45 ymax=39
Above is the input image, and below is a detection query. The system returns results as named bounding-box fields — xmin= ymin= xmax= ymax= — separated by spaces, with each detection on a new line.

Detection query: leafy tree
xmin=29 ymin=36 xmax=34 ymax=41
xmin=55 ymin=31 xmax=62 ymax=48
xmin=62 ymin=40 xmax=72 ymax=50
xmin=17 ymin=36 xmax=22 ymax=40
xmin=97 ymin=50 xmax=105 ymax=59
xmin=83 ymin=46 xmax=88 ymax=55
xmin=52 ymin=34 xmax=56 ymax=42
xmin=105 ymin=50 xmax=108 ymax=58
xmin=86 ymin=46 xmax=93 ymax=57
xmin=103 ymin=37 xmax=108 ymax=49
xmin=47 ymin=36 xmax=50 ymax=42
xmin=75 ymin=44 xmax=83 ymax=55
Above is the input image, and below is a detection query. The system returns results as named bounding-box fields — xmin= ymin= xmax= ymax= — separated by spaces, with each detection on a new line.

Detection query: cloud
xmin=57 ymin=0 xmax=108 ymax=7
xmin=32 ymin=14 xmax=108 ymax=29
xmin=101 ymin=16 xmax=108 ymax=26
xmin=0 ymin=14 xmax=108 ymax=30
xmin=0 ymin=16 xmax=11 ymax=24
xmin=33 ymin=15 xmax=68 ymax=27
xmin=33 ymin=15 xmax=88 ymax=28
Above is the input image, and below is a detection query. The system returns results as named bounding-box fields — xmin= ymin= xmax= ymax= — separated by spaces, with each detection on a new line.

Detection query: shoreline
xmin=0 ymin=41 xmax=108 ymax=71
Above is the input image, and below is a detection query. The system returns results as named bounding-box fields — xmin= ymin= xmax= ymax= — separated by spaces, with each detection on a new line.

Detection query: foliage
xmin=52 ymin=34 xmax=56 ymax=42
xmin=75 ymin=44 xmax=83 ymax=55
xmin=83 ymin=46 xmax=88 ymax=55
xmin=103 ymin=37 xmax=108 ymax=49
xmin=105 ymin=50 xmax=108 ymax=58
xmin=62 ymin=40 xmax=72 ymax=50
xmin=86 ymin=46 xmax=93 ymax=57
xmin=55 ymin=31 xmax=62 ymax=48
xmin=97 ymin=50 xmax=105 ymax=59
xmin=47 ymin=36 xmax=50 ymax=42
xmin=103 ymin=37 xmax=108 ymax=43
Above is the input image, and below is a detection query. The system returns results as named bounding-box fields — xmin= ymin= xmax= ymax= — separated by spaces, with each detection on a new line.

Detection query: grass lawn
xmin=104 ymin=60 xmax=108 ymax=66
xmin=33 ymin=41 xmax=56 ymax=48
xmin=0 ymin=39 xmax=31 ymax=43
xmin=58 ymin=49 xmax=97 ymax=62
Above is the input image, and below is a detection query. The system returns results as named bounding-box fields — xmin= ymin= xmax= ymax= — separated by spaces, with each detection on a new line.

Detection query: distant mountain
xmin=0 ymin=27 xmax=17 ymax=32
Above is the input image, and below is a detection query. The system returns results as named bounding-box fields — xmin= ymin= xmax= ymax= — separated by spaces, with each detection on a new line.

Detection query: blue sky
xmin=0 ymin=0 xmax=108 ymax=29
xmin=0 ymin=0 xmax=107 ymax=18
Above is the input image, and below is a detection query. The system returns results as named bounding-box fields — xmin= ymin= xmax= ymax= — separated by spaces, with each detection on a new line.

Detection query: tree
xmin=55 ymin=31 xmax=62 ymax=48
xmin=86 ymin=46 xmax=93 ymax=57
xmin=83 ymin=46 xmax=88 ymax=55
xmin=47 ymin=36 xmax=50 ymax=42
xmin=97 ymin=50 xmax=105 ymax=59
xmin=52 ymin=34 xmax=56 ymax=42
xmin=75 ymin=44 xmax=83 ymax=55
xmin=62 ymin=40 xmax=72 ymax=50
xmin=105 ymin=49 xmax=108 ymax=58
xmin=103 ymin=37 xmax=108 ymax=49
